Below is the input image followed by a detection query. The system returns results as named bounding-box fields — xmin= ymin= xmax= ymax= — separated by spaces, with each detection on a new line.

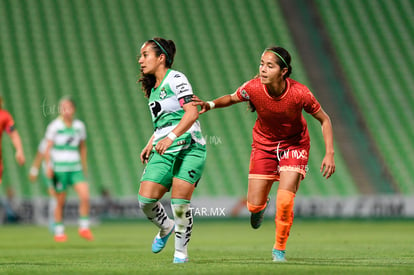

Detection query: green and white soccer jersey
xmin=45 ymin=118 xmax=86 ymax=172
xmin=148 ymin=69 xmax=205 ymax=152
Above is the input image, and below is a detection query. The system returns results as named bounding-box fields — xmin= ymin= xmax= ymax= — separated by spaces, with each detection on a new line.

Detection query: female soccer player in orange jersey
xmin=193 ymin=46 xmax=335 ymax=262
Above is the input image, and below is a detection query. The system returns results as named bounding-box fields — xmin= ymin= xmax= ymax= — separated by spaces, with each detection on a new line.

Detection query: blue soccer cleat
xmin=250 ymin=197 xmax=270 ymax=229
xmin=173 ymin=257 xmax=189 ymax=264
xmin=272 ymin=248 xmax=287 ymax=262
xmin=151 ymin=226 xmax=174 ymax=253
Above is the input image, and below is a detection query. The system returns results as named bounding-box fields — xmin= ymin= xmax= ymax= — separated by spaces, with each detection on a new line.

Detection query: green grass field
xmin=0 ymin=219 xmax=413 ymax=274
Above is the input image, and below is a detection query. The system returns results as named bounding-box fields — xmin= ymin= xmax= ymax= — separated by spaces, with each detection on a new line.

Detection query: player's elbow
xmin=191 ymin=109 xmax=199 ymax=121
xmin=185 ymin=105 xmax=199 ymax=120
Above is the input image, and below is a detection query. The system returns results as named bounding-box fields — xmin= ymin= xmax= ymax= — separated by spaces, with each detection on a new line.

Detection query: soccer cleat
xmin=152 ymin=226 xmax=174 ymax=253
xmin=54 ymin=234 xmax=68 ymax=242
xmin=250 ymin=197 xmax=270 ymax=229
xmin=79 ymin=229 xmax=94 ymax=241
xmin=272 ymin=249 xmax=287 ymax=262
xmin=173 ymin=257 xmax=189 ymax=264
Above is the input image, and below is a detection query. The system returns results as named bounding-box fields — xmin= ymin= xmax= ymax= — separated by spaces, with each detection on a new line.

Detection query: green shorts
xmin=140 ymin=143 xmax=207 ymax=190
xmin=53 ymin=170 xmax=86 ymax=193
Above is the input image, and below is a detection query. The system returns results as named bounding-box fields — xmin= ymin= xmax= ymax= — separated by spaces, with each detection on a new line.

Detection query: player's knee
xmin=276 ymin=189 xmax=295 ymax=209
xmin=137 ymin=194 xmax=158 ymax=209
xmin=247 ymin=201 xmax=267 ymax=213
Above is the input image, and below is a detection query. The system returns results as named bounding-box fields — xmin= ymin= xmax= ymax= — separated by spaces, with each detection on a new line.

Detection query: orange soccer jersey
xmin=235 ymin=78 xmax=321 ymax=151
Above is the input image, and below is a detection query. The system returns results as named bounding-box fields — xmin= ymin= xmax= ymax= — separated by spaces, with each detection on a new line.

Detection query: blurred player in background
xmin=44 ymin=96 xmax=93 ymax=242
xmin=29 ymin=138 xmax=57 ymax=232
xmin=137 ymin=37 xmax=206 ymax=264
xmin=0 ymin=96 xmax=25 ymax=184
xmin=193 ymin=46 xmax=335 ymax=262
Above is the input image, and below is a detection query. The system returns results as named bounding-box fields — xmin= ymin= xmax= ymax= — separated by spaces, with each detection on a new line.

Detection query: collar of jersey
xmin=263 ymin=78 xmax=290 ymax=101
xmin=58 ymin=116 xmax=74 ymax=129
xmin=152 ymin=69 xmax=171 ymax=93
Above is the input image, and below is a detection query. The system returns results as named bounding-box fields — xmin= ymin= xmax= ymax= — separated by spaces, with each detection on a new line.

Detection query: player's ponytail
xmin=139 ymin=74 xmax=156 ymax=98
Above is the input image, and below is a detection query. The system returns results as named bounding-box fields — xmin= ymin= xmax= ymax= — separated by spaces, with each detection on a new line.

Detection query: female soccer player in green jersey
xmin=44 ymin=97 xmax=93 ymax=242
xmin=137 ymin=37 xmax=207 ymax=264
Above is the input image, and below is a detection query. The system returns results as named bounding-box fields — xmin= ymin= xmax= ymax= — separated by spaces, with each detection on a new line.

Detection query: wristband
xmin=207 ymin=101 xmax=215 ymax=109
xmin=29 ymin=167 xmax=39 ymax=176
xmin=167 ymin=132 xmax=177 ymax=141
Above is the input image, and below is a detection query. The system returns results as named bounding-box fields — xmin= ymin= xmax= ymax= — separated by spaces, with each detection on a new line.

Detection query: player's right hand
xmin=140 ymin=145 xmax=153 ymax=164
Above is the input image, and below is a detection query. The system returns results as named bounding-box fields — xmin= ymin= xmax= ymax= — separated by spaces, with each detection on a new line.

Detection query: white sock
xmin=54 ymin=223 xmax=65 ymax=236
xmin=79 ymin=216 xmax=90 ymax=230
xmin=172 ymin=203 xmax=192 ymax=259
xmin=139 ymin=201 xmax=174 ymax=237
xmin=48 ymin=198 xmax=57 ymax=231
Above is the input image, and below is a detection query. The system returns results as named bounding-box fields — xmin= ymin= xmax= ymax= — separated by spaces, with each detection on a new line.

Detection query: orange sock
xmin=274 ymin=189 xmax=295 ymax=250
xmin=246 ymin=201 xmax=267 ymax=213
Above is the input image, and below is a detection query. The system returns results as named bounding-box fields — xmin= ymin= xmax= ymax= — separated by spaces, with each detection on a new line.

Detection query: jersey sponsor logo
xmin=150 ymin=101 xmax=162 ymax=117
xmin=176 ymin=82 xmax=189 ymax=94
xmin=173 ymin=74 xmax=181 ymax=78
xmin=66 ymin=137 xmax=75 ymax=145
xmin=176 ymin=139 xmax=187 ymax=146
xmin=178 ymin=89 xmax=189 ymax=94
xmin=241 ymin=89 xmax=250 ymax=100
xmin=275 ymin=143 xmax=308 ymax=161
xmin=276 ymin=148 xmax=308 ymax=161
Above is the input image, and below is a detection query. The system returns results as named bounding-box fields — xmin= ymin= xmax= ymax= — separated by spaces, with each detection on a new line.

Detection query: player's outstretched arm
xmin=192 ymin=92 xmax=242 ymax=114
xmin=312 ymin=108 xmax=335 ymax=179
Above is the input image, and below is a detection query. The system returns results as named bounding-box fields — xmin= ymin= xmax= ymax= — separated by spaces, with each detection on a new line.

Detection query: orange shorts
xmin=248 ymin=145 xmax=309 ymax=181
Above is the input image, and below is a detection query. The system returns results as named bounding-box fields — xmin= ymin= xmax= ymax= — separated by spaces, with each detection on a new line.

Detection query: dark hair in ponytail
xmin=138 ymin=37 xmax=176 ymax=98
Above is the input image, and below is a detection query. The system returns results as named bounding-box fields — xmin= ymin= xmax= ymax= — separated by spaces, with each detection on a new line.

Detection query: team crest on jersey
xmin=241 ymin=89 xmax=250 ymax=100
xmin=160 ymin=88 xmax=167 ymax=99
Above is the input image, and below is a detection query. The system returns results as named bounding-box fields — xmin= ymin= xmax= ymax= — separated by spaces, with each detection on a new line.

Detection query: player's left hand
xmin=320 ymin=153 xmax=335 ymax=179
xmin=155 ymin=137 xmax=173 ymax=155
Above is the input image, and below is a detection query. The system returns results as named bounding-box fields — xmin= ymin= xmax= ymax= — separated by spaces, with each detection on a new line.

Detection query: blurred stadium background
xmin=0 ymin=0 xmax=413 ymax=223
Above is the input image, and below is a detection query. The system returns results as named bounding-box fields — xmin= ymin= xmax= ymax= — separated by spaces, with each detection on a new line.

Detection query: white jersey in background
xmin=45 ymin=117 xmax=86 ymax=172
